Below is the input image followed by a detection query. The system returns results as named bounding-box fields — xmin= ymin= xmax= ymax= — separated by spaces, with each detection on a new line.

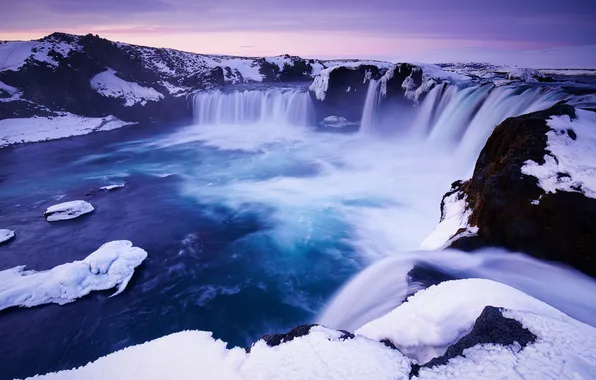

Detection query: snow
xmin=522 ymin=109 xmax=596 ymax=199
xmin=30 ymin=325 xmax=410 ymax=380
xmin=417 ymin=308 xmax=596 ymax=379
xmin=321 ymin=116 xmax=357 ymax=128
xmin=506 ymin=68 xmax=544 ymax=83
xmin=356 ymin=278 xmax=568 ymax=364
xmin=417 ymin=63 xmax=471 ymax=83
xmin=309 ymin=66 xmax=332 ymax=100
xmin=538 ymin=69 xmax=596 ymax=76
xmin=159 ymin=80 xmax=188 ymax=96
xmin=44 ymin=200 xmax=94 ymax=221
xmin=219 ymin=58 xmax=264 ymax=82
xmin=0 ymin=241 xmax=147 ymax=311
xmin=0 ymin=114 xmax=136 ymax=148
xmin=91 ymin=68 xmax=164 ymax=106
xmin=419 ymin=191 xmax=476 ymax=250
xmin=28 ymin=278 xmax=596 ymax=379
xmin=0 ymin=229 xmax=15 ymax=244
xmin=0 ymin=80 xmax=19 ymax=100
xmin=0 ymin=37 xmax=82 ymax=71
xmin=100 ymin=184 xmax=125 ymax=191
xmin=265 ymin=55 xmax=294 ymax=70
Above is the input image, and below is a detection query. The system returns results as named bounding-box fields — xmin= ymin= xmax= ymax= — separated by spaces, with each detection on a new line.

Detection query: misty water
xmin=1 ymin=81 xmax=595 ymax=379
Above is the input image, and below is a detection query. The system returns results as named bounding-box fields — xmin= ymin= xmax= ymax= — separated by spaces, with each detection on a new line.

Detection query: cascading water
xmin=193 ymin=87 xmax=314 ymax=126
xmin=317 ymin=248 xmax=596 ymax=333
xmin=359 ymin=79 xmax=381 ymax=133
xmin=413 ymin=83 xmax=567 ymax=160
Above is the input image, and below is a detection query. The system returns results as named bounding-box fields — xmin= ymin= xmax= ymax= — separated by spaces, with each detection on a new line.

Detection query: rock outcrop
xmin=443 ymin=104 xmax=596 ymax=276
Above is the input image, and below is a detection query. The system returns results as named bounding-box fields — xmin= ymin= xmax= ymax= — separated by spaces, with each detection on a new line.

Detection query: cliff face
xmin=438 ymin=104 xmax=596 ymax=276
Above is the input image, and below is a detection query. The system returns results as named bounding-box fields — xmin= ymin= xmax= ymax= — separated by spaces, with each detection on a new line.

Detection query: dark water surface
xmin=0 ymin=123 xmax=360 ymax=379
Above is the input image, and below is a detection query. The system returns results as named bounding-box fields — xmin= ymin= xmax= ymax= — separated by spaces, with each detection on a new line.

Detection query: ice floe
xmin=0 ymin=240 xmax=147 ymax=311
xmin=44 ymin=200 xmax=94 ymax=221
xmin=0 ymin=229 xmax=15 ymax=244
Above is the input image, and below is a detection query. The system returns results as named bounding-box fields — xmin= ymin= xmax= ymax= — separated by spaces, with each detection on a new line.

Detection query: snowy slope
xmin=90 ymin=68 xmax=164 ymax=106
xmin=522 ymin=109 xmax=596 ymax=199
xmin=29 ymin=278 xmax=596 ymax=379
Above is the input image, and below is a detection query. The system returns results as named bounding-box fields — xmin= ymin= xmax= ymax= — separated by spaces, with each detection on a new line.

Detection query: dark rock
xmin=310 ymin=64 xmax=386 ymax=122
xmin=447 ymin=103 xmax=596 ymax=277
xmin=247 ymin=324 xmax=356 ymax=353
xmin=420 ymin=306 xmax=536 ymax=371
xmin=406 ymin=264 xmax=459 ymax=293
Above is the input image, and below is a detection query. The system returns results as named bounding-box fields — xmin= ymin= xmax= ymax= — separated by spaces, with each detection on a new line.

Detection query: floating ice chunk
xmin=0 ymin=229 xmax=15 ymax=244
xmin=0 ymin=241 xmax=147 ymax=311
xmin=100 ymin=183 xmax=125 ymax=191
xmin=44 ymin=200 xmax=94 ymax=221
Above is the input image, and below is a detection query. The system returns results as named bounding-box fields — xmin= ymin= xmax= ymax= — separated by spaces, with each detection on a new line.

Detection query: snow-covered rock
xmin=44 ymin=200 xmax=94 ymax=221
xmin=0 ymin=229 xmax=15 ymax=244
xmin=90 ymin=68 xmax=164 ymax=107
xmin=0 ymin=114 xmax=135 ymax=148
xmin=356 ymin=278 xmax=565 ymax=364
xmin=506 ymin=68 xmax=547 ymax=83
xmin=434 ymin=104 xmax=596 ymax=276
xmin=27 ymin=278 xmax=596 ymax=380
xmin=0 ymin=240 xmax=147 ymax=311
xmin=420 ymin=184 xmax=477 ymax=251
xmin=29 ymin=325 xmax=410 ymax=380
xmin=522 ymin=108 xmax=596 ymax=198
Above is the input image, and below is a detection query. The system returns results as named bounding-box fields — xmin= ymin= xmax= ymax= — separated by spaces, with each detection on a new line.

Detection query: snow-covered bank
xmin=0 ymin=114 xmax=136 ymax=148
xmin=44 ymin=200 xmax=95 ymax=221
xmin=0 ymin=229 xmax=15 ymax=244
xmin=0 ymin=241 xmax=147 ymax=311
xmin=522 ymin=108 xmax=596 ymax=199
xmin=29 ymin=279 xmax=596 ymax=379
xmin=91 ymin=68 xmax=164 ymax=107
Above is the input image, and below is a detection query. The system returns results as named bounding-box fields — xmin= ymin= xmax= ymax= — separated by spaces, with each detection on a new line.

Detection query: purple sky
xmin=2 ymin=0 xmax=596 ymax=66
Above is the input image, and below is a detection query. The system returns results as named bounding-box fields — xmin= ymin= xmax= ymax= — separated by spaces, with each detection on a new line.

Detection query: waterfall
xmin=317 ymin=249 xmax=596 ymax=333
xmin=360 ymin=79 xmax=381 ymax=133
xmin=410 ymin=83 xmax=567 ymax=161
xmin=192 ymin=87 xmax=314 ymax=126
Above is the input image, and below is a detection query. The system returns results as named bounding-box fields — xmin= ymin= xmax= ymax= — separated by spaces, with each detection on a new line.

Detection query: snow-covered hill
xmin=0 ymin=33 xmax=406 ymax=146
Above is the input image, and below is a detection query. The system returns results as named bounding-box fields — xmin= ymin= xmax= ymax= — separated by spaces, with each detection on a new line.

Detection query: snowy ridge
xmin=91 ymin=68 xmax=164 ymax=106
xmin=522 ymin=109 xmax=596 ymax=199
xmin=28 ymin=279 xmax=596 ymax=379
xmin=0 ymin=34 xmax=82 ymax=71
xmin=0 ymin=241 xmax=147 ymax=311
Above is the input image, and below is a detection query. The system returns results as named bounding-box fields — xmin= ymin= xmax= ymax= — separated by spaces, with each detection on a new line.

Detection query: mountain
xmin=0 ymin=32 xmax=393 ymax=126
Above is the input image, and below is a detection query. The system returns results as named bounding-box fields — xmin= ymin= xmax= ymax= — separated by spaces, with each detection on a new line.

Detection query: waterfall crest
xmin=193 ymin=87 xmax=314 ymax=126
